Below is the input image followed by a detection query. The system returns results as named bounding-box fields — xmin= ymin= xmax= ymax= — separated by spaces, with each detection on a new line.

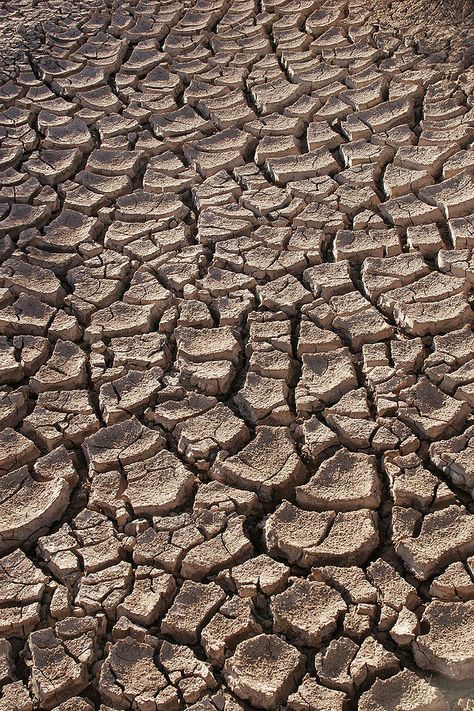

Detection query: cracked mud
xmin=0 ymin=0 xmax=474 ymax=708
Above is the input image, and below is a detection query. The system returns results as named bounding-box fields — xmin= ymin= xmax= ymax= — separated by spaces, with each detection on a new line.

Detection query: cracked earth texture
xmin=0 ymin=0 xmax=474 ymax=709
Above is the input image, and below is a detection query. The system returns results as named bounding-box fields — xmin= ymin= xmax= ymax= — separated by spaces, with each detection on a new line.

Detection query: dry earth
xmin=0 ymin=0 xmax=474 ymax=709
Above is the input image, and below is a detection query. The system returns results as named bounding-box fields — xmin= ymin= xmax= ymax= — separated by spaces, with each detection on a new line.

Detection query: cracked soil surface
xmin=0 ymin=0 xmax=474 ymax=708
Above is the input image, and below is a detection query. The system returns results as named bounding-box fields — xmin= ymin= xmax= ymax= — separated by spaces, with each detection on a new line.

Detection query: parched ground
xmin=0 ymin=0 xmax=474 ymax=709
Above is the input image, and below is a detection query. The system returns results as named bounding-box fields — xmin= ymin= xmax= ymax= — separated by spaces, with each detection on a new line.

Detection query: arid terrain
xmin=0 ymin=0 xmax=474 ymax=708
